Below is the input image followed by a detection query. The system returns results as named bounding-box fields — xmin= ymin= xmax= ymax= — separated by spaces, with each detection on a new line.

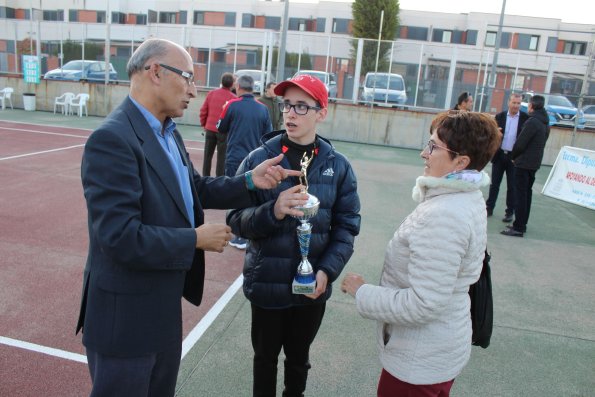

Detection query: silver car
xmin=582 ymin=105 xmax=595 ymax=129
xmin=234 ymin=69 xmax=264 ymax=95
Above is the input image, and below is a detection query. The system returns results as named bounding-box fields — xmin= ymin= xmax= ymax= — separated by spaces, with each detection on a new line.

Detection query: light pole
xmin=485 ymin=0 xmax=506 ymax=112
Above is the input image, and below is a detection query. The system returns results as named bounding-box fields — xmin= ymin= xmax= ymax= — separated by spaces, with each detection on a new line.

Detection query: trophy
xmin=291 ymin=152 xmax=320 ymax=294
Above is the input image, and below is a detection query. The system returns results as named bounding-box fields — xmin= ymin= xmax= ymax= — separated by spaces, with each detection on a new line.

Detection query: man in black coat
xmin=486 ymin=93 xmax=529 ymax=222
xmin=501 ymin=95 xmax=550 ymax=237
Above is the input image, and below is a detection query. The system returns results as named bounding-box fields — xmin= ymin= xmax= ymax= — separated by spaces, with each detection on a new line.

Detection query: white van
xmin=360 ymin=72 xmax=407 ymax=106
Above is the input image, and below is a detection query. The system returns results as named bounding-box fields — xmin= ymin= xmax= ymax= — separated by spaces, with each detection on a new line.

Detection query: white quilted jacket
xmin=355 ymin=172 xmax=489 ymax=385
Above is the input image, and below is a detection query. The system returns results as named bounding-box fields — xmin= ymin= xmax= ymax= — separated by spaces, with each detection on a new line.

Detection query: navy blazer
xmin=76 ymin=97 xmax=252 ymax=356
xmin=492 ymin=110 xmax=529 ymax=163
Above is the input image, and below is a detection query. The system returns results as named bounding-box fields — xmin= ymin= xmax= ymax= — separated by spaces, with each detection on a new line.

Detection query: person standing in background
xmin=259 ymin=82 xmax=284 ymax=130
xmin=217 ymin=74 xmax=272 ymax=249
xmin=453 ymin=91 xmax=473 ymax=111
xmin=200 ymin=72 xmax=236 ymax=176
xmin=501 ymin=94 xmax=550 ymax=237
xmin=486 ymin=93 xmax=529 ymax=222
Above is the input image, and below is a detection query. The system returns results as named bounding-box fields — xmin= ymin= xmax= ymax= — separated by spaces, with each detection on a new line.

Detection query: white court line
xmin=0 ymin=126 xmax=90 ymax=139
xmin=0 ymin=275 xmax=243 ymax=363
xmin=0 ymin=144 xmax=86 ymax=161
xmin=181 ymin=275 xmax=243 ymax=358
xmin=0 ymin=336 xmax=88 ymax=363
xmin=0 ymin=120 xmax=93 ymax=132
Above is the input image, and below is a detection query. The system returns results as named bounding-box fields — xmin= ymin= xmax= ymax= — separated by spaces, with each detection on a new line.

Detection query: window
xmin=194 ymin=11 xmax=235 ymax=26
xmin=132 ymin=14 xmax=147 ymax=25
xmin=69 ymin=10 xmax=78 ymax=22
xmin=111 ymin=12 xmax=126 ymax=24
xmin=485 ymin=31 xmax=511 ymax=48
xmin=148 ymin=10 xmax=157 ymax=24
xmin=432 ymin=29 xmax=452 ymax=43
xmin=242 ymin=13 xmax=254 ymax=28
xmin=224 ymin=12 xmax=235 ymax=27
xmin=316 ymin=18 xmax=325 ymax=33
xmin=0 ymin=7 xmax=16 ymax=18
xmin=546 ymin=37 xmax=558 ymax=53
xmin=265 ymin=16 xmax=280 ymax=30
xmin=516 ymin=34 xmax=539 ymax=51
xmin=332 ymin=18 xmax=351 ymax=34
xmin=400 ymin=26 xmax=428 ymax=41
xmin=159 ymin=12 xmax=177 ymax=24
xmin=564 ymin=41 xmax=586 ymax=55
xmin=194 ymin=11 xmax=204 ymax=25
xmin=96 ymin=11 xmax=106 ymax=23
xmin=465 ymin=30 xmax=478 ymax=45
xmin=289 ymin=18 xmax=307 ymax=31
xmin=43 ymin=10 xmax=63 ymax=21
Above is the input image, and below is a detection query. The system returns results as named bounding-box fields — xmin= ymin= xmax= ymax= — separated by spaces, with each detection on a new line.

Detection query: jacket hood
xmin=412 ymin=170 xmax=490 ymax=203
xmin=531 ymin=108 xmax=549 ymax=125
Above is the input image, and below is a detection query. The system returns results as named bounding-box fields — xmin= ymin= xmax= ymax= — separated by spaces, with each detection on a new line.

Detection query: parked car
xmin=581 ymin=105 xmax=595 ymax=129
xmin=234 ymin=69 xmax=264 ymax=95
xmin=360 ymin=72 xmax=407 ymax=106
xmin=44 ymin=60 xmax=118 ymax=83
xmin=520 ymin=92 xmax=585 ymax=129
xmin=292 ymin=70 xmax=337 ymax=100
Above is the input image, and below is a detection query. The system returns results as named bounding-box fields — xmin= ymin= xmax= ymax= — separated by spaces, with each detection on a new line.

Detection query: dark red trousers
xmin=377 ymin=369 xmax=454 ymax=397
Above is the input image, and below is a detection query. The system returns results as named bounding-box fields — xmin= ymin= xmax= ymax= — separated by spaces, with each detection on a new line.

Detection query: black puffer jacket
xmin=227 ymin=131 xmax=361 ymax=309
xmin=512 ymin=108 xmax=550 ymax=170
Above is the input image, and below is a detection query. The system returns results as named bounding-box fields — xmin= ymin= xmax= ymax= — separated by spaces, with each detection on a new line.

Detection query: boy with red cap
xmin=227 ymin=75 xmax=361 ymax=396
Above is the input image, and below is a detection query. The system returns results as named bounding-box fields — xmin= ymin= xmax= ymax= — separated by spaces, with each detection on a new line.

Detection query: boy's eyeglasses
xmin=425 ymin=140 xmax=459 ymax=156
xmin=278 ymin=102 xmax=321 ymax=115
xmin=144 ymin=63 xmax=195 ymax=86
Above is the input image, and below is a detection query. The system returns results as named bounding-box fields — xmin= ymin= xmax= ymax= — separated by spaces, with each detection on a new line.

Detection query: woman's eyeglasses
xmin=278 ymin=102 xmax=321 ymax=115
xmin=144 ymin=63 xmax=195 ymax=86
xmin=425 ymin=140 xmax=460 ymax=156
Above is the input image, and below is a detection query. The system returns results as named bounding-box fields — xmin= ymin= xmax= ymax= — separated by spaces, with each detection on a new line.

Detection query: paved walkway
xmin=1 ymin=109 xmax=593 ymax=396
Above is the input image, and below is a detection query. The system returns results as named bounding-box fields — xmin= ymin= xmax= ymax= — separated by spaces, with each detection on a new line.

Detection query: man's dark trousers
xmin=202 ymin=129 xmax=227 ymax=177
xmin=512 ymin=167 xmax=536 ymax=233
xmin=486 ymin=150 xmax=516 ymax=216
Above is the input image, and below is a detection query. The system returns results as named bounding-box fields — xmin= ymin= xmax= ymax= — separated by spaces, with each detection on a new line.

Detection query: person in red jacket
xmin=200 ymin=72 xmax=236 ymax=176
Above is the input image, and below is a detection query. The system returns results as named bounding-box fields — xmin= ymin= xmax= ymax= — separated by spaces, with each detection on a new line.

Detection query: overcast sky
xmin=318 ymin=0 xmax=594 ymax=25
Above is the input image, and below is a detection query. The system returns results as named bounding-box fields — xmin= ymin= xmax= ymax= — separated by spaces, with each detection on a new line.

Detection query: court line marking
xmin=0 ymin=126 xmax=90 ymax=139
xmin=0 ymin=121 xmax=93 ymax=132
xmin=0 ymin=336 xmax=88 ymax=363
xmin=0 ymin=275 xmax=243 ymax=363
xmin=0 ymin=144 xmax=86 ymax=161
xmin=182 ymin=275 xmax=243 ymax=359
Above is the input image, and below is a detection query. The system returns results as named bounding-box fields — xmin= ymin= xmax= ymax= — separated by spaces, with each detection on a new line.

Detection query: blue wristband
xmin=245 ymin=171 xmax=256 ymax=191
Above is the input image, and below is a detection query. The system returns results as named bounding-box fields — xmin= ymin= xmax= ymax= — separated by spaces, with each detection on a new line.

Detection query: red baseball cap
xmin=274 ymin=74 xmax=328 ymax=109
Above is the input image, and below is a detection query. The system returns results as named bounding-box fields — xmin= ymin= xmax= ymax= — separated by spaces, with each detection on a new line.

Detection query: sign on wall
xmin=542 ymin=146 xmax=595 ymax=210
xmin=22 ymin=55 xmax=40 ymax=84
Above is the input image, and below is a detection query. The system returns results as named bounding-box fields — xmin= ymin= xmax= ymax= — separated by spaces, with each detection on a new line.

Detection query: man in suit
xmin=486 ymin=93 xmax=529 ymax=222
xmin=76 ymin=38 xmax=301 ymax=397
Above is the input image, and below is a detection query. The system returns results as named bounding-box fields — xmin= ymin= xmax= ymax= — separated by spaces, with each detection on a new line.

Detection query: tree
xmin=351 ymin=0 xmax=399 ymax=76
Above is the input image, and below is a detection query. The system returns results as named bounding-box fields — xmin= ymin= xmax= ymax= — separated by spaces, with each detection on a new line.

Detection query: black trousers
xmin=512 ymin=167 xmax=536 ymax=233
xmin=202 ymin=129 xmax=227 ymax=177
xmin=486 ymin=151 xmax=515 ymax=216
xmin=251 ymin=303 xmax=326 ymax=397
xmin=86 ymin=344 xmax=181 ymax=397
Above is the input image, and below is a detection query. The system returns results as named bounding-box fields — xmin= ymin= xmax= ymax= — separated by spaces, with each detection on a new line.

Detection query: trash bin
xmin=23 ymin=93 xmax=36 ymax=111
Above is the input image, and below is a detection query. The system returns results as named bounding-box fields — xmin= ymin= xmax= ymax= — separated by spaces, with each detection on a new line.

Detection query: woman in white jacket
xmin=342 ymin=111 xmax=500 ymax=396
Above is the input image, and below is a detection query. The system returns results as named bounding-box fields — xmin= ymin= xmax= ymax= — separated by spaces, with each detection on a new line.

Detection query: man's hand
xmin=251 ymin=153 xmax=302 ymax=189
xmin=195 ymin=223 xmax=232 ymax=253
xmin=341 ymin=272 xmax=366 ymax=298
xmin=273 ymin=185 xmax=309 ymax=220
xmin=305 ymin=270 xmax=329 ymax=300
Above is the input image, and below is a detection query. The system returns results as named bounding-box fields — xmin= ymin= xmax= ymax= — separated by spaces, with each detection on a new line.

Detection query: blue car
xmin=521 ymin=92 xmax=585 ymax=129
xmin=44 ymin=60 xmax=118 ymax=83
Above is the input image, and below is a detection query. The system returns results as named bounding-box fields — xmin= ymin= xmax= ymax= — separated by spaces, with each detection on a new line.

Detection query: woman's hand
xmin=341 ymin=272 xmax=366 ymax=298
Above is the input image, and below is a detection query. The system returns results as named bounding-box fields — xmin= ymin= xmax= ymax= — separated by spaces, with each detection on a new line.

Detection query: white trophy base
xmin=292 ymin=279 xmax=316 ymax=295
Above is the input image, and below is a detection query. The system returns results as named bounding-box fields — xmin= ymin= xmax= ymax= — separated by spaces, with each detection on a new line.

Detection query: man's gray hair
xmin=126 ymin=38 xmax=171 ymax=78
xmin=236 ymin=74 xmax=254 ymax=92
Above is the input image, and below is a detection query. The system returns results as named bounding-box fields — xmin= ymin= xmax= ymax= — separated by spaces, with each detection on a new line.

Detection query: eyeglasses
xmin=425 ymin=140 xmax=460 ymax=156
xmin=144 ymin=63 xmax=194 ymax=86
xmin=278 ymin=102 xmax=321 ymax=115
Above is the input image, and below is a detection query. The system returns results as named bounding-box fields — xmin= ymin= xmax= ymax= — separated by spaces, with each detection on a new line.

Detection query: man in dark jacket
xmin=486 ymin=93 xmax=529 ymax=222
xmin=199 ymin=72 xmax=236 ymax=176
xmin=501 ymin=94 xmax=550 ymax=237
xmin=259 ymin=81 xmax=284 ymax=130
xmin=227 ymin=75 xmax=361 ymax=397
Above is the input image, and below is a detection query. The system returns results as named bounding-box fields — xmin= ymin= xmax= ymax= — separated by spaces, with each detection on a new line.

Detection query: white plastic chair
xmin=53 ymin=92 xmax=75 ymax=115
xmin=0 ymin=87 xmax=14 ymax=110
xmin=69 ymin=93 xmax=89 ymax=117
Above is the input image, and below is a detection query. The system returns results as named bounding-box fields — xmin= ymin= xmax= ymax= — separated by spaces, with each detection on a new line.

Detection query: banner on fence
xmin=542 ymin=146 xmax=595 ymax=210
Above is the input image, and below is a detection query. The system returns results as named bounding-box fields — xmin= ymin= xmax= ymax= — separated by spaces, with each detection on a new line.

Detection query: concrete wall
xmin=2 ymin=76 xmax=594 ymax=166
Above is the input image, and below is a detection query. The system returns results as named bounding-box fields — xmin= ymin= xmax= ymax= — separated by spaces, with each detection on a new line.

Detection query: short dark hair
xmin=430 ymin=111 xmax=502 ymax=171
xmin=221 ymin=72 xmax=234 ymax=88
xmin=265 ymin=81 xmax=276 ymax=90
xmin=530 ymin=95 xmax=545 ymax=110
xmin=457 ymin=91 xmax=471 ymax=105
